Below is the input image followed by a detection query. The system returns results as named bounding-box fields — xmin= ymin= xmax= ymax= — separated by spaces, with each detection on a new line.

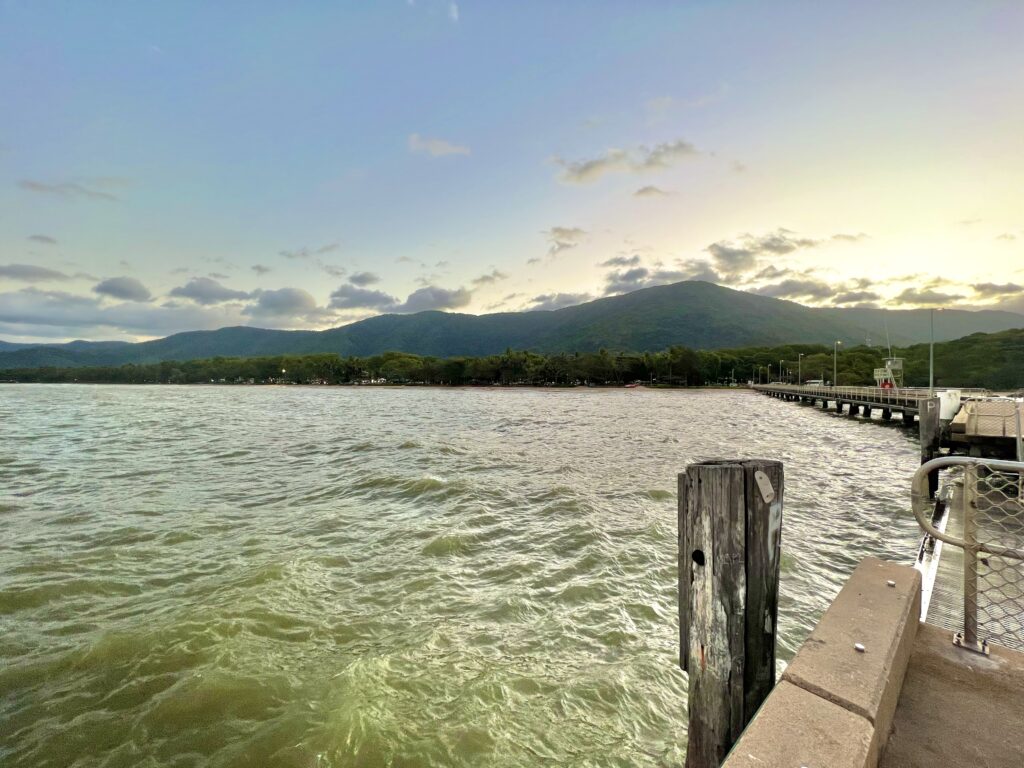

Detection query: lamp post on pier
xmin=929 ymin=308 xmax=942 ymax=396
xmin=833 ymin=341 xmax=842 ymax=386
xmin=798 ymin=353 xmax=804 ymax=386
xmin=779 ymin=359 xmax=785 ymax=384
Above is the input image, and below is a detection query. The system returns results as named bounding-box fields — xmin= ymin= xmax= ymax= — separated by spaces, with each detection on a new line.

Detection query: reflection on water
xmin=0 ymin=385 xmax=921 ymax=767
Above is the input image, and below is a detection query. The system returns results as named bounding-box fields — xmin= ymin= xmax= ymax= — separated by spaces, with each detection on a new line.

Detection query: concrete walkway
xmin=881 ymin=621 xmax=1024 ymax=767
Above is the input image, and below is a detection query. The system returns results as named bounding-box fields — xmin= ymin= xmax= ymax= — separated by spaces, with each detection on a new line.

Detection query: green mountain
xmin=2 ymin=281 xmax=1022 ymax=369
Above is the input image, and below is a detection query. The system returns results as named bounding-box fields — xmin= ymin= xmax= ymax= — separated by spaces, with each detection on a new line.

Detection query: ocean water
xmin=0 ymin=385 xmax=923 ymax=767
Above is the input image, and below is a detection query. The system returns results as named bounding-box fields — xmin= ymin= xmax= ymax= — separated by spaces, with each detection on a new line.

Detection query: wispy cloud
xmin=600 ymin=255 xmax=641 ymax=268
xmin=634 ymin=185 xmax=670 ymax=197
xmin=527 ymin=292 xmax=594 ymax=311
xmin=448 ymin=2 xmax=459 ymax=22
xmin=27 ymin=234 xmax=58 ymax=245
xmin=18 ymin=179 xmax=118 ymax=201
xmin=251 ymin=264 xmax=271 ymax=275
xmin=0 ymin=263 xmax=70 ymax=282
xmin=891 ymin=287 xmax=964 ymax=306
xmin=408 ymin=133 xmax=470 ymax=157
xmin=349 ymin=271 xmax=381 ymax=287
xmin=545 ymin=226 xmax=587 ymax=257
xmin=279 ymin=243 xmax=340 ymax=260
xmin=471 ymin=269 xmax=508 ymax=285
xmin=554 ymin=138 xmax=698 ymax=184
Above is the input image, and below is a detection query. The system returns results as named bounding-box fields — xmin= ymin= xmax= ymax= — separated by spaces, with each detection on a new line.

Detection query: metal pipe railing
xmin=911 ymin=456 xmax=1024 ymax=654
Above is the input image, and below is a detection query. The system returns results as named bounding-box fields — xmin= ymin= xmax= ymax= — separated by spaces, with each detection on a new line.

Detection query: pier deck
xmin=880 ymin=621 xmax=1024 ymax=767
xmin=752 ymin=383 xmax=939 ymax=416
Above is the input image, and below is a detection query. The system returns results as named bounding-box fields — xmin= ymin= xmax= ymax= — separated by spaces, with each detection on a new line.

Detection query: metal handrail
xmin=911 ymin=456 xmax=1024 ymax=561
xmin=911 ymin=456 xmax=1024 ymax=653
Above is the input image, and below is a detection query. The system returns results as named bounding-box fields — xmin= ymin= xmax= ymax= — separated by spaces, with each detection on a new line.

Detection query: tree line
xmin=3 ymin=329 xmax=1021 ymax=389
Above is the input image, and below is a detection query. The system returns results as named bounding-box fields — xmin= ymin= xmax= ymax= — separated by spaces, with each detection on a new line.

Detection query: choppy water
xmin=0 ymin=385 xmax=923 ymax=767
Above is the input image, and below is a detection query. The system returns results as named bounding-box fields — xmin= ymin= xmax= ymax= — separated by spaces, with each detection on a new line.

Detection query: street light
xmin=768 ymin=363 xmax=773 ymax=383
xmin=929 ymin=309 xmax=942 ymax=396
xmin=833 ymin=341 xmax=842 ymax=386
xmin=779 ymin=359 xmax=785 ymax=384
xmin=798 ymin=353 xmax=804 ymax=385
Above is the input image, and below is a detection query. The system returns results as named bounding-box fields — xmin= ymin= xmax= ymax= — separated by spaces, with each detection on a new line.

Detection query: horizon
xmin=2 ymin=3 xmax=1023 ymax=343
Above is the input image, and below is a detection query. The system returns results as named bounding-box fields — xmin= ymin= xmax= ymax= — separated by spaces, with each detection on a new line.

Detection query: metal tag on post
xmin=754 ymin=470 xmax=775 ymax=503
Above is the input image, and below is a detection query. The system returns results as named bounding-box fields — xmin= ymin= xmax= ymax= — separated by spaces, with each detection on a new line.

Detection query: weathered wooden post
xmin=678 ymin=459 xmax=784 ymax=767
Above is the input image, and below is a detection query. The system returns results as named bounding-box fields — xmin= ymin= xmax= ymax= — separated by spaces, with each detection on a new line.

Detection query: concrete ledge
xmin=720 ymin=558 xmax=922 ymax=767
xmin=782 ymin=557 xmax=921 ymax=750
xmin=722 ymin=680 xmax=876 ymax=768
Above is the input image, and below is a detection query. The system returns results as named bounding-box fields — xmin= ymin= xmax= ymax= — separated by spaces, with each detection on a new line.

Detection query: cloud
xmin=318 ymin=261 xmax=347 ymax=278
xmin=972 ymin=282 xmax=1023 ymax=298
xmin=279 ymin=243 xmax=339 ymax=260
xmin=471 ymin=269 xmax=508 ymax=285
xmin=349 ymin=271 xmax=381 ymax=287
xmin=706 ymin=241 xmax=758 ymax=274
xmin=93 ymin=277 xmax=152 ymax=302
xmin=634 ymin=185 xmax=670 ymax=197
xmin=243 ymin=288 xmax=324 ymax=322
xmin=545 ymin=226 xmax=587 ymax=257
xmin=996 ymin=233 xmax=1017 ymax=242
xmin=755 ymin=265 xmax=791 ymax=280
xmin=27 ymin=234 xmax=58 ymax=245
xmin=554 ymin=137 xmax=698 ymax=184
xmin=0 ymin=287 xmax=247 ymax=338
xmin=891 ymin=288 xmax=964 ymax=306
xmin=830 ymin=232 xmax=870 ymax=243
xmin=0 ymin=263 xmax=70 ymax=282
xmin=677 ymin=259 xmax=722 ymax=283
xmin=833 ymin=290 xmax=881 ymax=304
xmin=600 ymin=255 xmax=641 ymax=268
xmin=251 ymin=264 xmax=271 ymax=275
xmin=753 ymin=279 xmax=835 ymax=300
xmin=408 ymin=133 xmax=470 ymax=157
xmin=527 ymin=292 xmax=594 ymax=311
xmin=448 ymin=2 xmax=459 ymax=22
xmin=169 ymin=277 xmax=251 ymax=305
xmin=603 ymin=266 xmax=693 ymax=295
xmin=395 ymin=285 xmax=473 ymax=313
xmin=329 ymin=284 xmax=398 ymax=310
xmin=705 ymin=228 xmax=854 ymax=276
xmin=17 ymin=179 xmax=118 ymax=201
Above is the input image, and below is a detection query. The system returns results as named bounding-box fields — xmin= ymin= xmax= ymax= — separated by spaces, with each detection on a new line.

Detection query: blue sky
xmin=2 ymin=1 xmax=1023 ymax=342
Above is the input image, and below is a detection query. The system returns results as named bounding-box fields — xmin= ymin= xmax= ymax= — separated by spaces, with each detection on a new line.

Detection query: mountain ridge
xmin=2 ymin=281 xmax=1022 ymax=369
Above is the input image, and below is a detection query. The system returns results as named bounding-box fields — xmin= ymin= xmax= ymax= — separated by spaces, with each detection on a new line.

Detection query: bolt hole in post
xmin=692 ymin=549 xmax=706 ymax=567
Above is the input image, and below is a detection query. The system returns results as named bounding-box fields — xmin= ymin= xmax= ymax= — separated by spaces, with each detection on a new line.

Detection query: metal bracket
xmin=953 ymin=631 xmax=990 ymax=656
xmin=754 ymin=470 xmax=775 ymax=504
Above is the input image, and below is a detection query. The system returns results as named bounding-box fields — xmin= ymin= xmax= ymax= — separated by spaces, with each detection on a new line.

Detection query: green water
xmin=0 ymin=385 xmax=922 ymax=767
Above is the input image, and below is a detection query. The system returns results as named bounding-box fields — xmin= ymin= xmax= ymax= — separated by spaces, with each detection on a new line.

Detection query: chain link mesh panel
xmin=965 ymin=463 xmax=1024 ymax=652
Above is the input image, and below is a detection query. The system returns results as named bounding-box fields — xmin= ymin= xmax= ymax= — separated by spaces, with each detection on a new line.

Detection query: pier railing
xmin=912 ymin=456 xmax=1024 ymax=653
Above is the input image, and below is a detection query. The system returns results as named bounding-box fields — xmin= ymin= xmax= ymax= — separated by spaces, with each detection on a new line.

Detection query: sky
xmin=1 ymin=1 xmax=1023 ymax=343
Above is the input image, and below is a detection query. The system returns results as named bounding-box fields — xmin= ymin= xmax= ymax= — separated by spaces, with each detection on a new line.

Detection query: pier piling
xmin=679 ymin=459 xmax=784 ymax=767
xmin=919 ymin=397 xmax=942 ymax=497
